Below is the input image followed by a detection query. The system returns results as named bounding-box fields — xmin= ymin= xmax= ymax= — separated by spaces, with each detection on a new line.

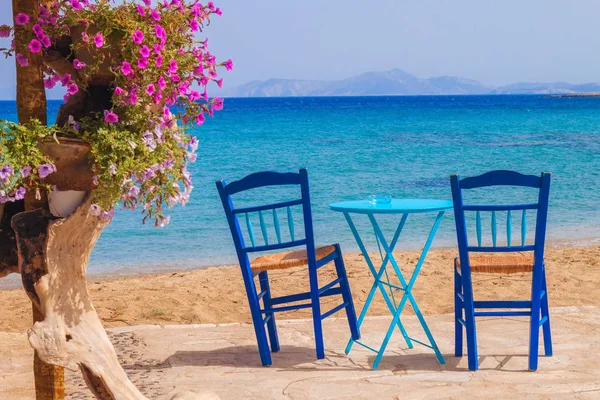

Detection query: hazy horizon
xmin=1 ymin=0 xmax=600 ymax=99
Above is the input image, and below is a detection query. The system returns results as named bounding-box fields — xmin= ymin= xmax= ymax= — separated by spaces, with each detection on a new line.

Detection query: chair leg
xmin=540 ymin=268 xmax=552 ymax=357
xmin=454 ymin=264 xmax=463 ymax=357
xmin=462 ymin=272 xmax=478 ymax=371
xmin=259 ymin=271 xmax=280 ymax=352
xmin=309 ymin=264 xmax=325 ymax=359
xmin=529 ymin=265 xmax=544 ymax=371
xmin=243 ymin=273 xmax=272 ymax=366
xmin=333 ymin=246 xmax=360 ymax=341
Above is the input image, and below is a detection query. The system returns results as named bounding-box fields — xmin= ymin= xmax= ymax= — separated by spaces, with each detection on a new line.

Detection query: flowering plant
xmin=0 ymin=0 xmax=231 ymax=226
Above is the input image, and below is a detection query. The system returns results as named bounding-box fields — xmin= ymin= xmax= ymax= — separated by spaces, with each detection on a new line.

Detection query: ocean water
xmin=1 ymin=95 xmax=599 ymax=277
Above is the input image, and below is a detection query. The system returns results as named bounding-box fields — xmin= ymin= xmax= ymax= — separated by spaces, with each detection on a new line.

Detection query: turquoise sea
xmin=1 ymin=95 xmax=599 ymax=277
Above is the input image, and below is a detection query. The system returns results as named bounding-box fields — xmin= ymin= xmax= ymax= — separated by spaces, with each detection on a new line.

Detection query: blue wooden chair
xmin=216 ymin=168 xmax=360 ymax=366
xmin=450 ymin=170 xmax=552 ymax=371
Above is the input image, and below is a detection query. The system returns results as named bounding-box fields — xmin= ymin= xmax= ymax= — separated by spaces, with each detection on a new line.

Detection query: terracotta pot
xmin=39 ymin=137 xmax=95 ymax=191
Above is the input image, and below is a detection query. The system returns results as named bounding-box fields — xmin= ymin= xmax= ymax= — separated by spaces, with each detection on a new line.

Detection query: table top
xmin=329 ymin=198 xmax=453 ymax=214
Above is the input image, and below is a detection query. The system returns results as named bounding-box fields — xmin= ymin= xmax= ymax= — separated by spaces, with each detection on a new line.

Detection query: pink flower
xmin=60 ymin=73 xmax=72 ymax=86
xmin=73 ymin=59 xmax=86 ymax=69
xmin=121 ymin=61 xmax=133 ymax=76
xmin=150 ymin=9 xmax=161 ymax=21
xmin=32 ymin=24 xmax=44 ymax=37
xmin=140 ymin=45 xmax=150 ymax=58
xmin=143 ymin=0 xmax=151 ymax=6
xmin=215 ymin=7 xmax=222 ymax=16
xmin=146 ymin=84 xmax=156 ymax=96
xmin=155 ymin=55 xmax=163 ymax=67
xmin=16 ymin=54 xmax=28 ymax=67
xmin=137 ymin=4 xmax=145 ymax=16
xmin=0 ymin=25 xmax=11 ymax=38
xmin=81 ymin=32 xmax=89 ymax=42
xmin=69 ymin=0 xmax=83 ymax=10
xmin=15 ymin=13 xmax=30 ymax=26
xmin=94 ymin=32 xmax=104 ymax=48
xmin=28 ymin=39 xmax=42 ymax=53
xmin=168 ymin=60 xmax=178 ymax=74
xmin=129 ymin=91 xmax=138 ymax=105
xmin=114 ymin=86 xmax=124 ymax=96
xmin=215 ymin=78 xmax=224 ymax=88
xmin=212 ymin=97 xmax=224 ymax=111
xmin=154 ymin=24 xmax=166 ymax=40
xmin=153 ymin=92 xmax=162 ymax=104
xmin=104 ymin=110 xmax=119 ymax=124
xmin=188 ymin=90 xmax=201 ymax=101
xmin=157 ymin=76 xmax=166 ymax=89
xmin=190 ymin=19 xmax=199 ymax=32
xmin=39 ymin=35 xmax=51 ymax=48
xmin=132 ymin=29 xmax=144 ymax=44
xmin=137 ymin=57 xmax=148 ymax=69
xmin=224 ymin=59 xmax=233 ymax=71
xmin=67 ymin=83 xmax=79 ymax=95
xmin=44 ymin=77 xmax=56 ymax=89
xmin=14 ymin=187 xmax=26 ymax=201
xmin=195 ymin=113 xmax=205 ymax=126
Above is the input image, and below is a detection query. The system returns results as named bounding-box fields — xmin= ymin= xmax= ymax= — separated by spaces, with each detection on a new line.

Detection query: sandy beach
xmin=0 ymin=246 xmax=598 ymax=333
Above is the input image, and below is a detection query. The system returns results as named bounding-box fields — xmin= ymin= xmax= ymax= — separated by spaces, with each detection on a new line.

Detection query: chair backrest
xmin=216 ymin=168 xmax=317 ymax=273
xmin=450 ymin=170 xmax=551 ymax=272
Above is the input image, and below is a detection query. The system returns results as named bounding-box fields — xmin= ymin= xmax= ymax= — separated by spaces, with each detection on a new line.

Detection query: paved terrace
xmin=1 ymin=306 xmax=599 ymax=399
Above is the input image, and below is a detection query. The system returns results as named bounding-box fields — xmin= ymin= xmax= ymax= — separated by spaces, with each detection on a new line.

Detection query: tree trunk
xmin=13 ymin=196 xmax=148 ymax=400
xmin=12 ymin=0 xmax=48 ymax=125
xmin=12 ymin=0 xmax=62 ymax=397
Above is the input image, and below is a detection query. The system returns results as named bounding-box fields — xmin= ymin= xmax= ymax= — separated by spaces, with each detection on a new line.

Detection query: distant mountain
xmin=492 ymin=81 xmax=600 ymax=95
xmin=227 ymin=69 xmax=600 ymax=97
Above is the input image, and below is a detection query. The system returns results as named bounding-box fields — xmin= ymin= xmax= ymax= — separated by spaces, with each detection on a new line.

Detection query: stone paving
xmin=1 ymin=306 xmax=600 ymax=399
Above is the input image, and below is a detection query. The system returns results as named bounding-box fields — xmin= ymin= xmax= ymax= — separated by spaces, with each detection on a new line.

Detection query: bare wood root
xmin=12 ymin=196 xmax=147 ymax=400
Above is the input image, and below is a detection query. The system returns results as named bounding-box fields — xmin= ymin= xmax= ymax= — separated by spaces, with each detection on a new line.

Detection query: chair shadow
xmin=369 ymin=352 xmax=537 ymax=373
xmin=166 ymin=345 xmax=368 ymax=371
xmin=165 ymin=344 xmax=537 ymax=373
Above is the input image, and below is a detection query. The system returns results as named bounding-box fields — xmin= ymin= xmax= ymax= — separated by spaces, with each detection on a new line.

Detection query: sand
xmin=0 ymin=246 xmax=598 ymax=333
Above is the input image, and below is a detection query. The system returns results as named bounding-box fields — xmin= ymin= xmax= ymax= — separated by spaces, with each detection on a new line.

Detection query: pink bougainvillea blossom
xmin=121 ymin=61 xmax=133 ymax=76
xmin=15 ymin=13 xmax=30 ymax=25
xmin=44 ymin=77 xmax=56 ymax=89
xmin=16 ymin=53 xmax=28 ymax=67
xmin=195 ymin=113 xmax=205 ymax=126
xmin=132 ymin=29 xmax=144 ymax=44
xmin=60 ymin=73 xmax=72 ymax=86
xmin=145 ymin=83 xmax=156 ymax=96
xmin=212 ymin=97 xmax=224 ymax=111
xmin=73 ymin=59 xmax=86 ymax=69
xmin=104 ymin=110 xmax=119 ymax=124
xmin=140 ymin=45 xmax=151 ymax=58
xmin=32 ymin=24 xmax=44 ymax=37
xmin=137 ymin=4 xmax=145 ymax=16
xmin=215 ymin=78 xmax=224 ymax=88
xmin=155 ymin=55 xmax=163 ymax=67
xmin=138 ymin=57 xmax=148 ymax=69
xmin=94 ymin=32 xmax=104 ymax=48
xmin=168 ymin=59 xmax=178 ymax=74
xmin=28 ymin=39 xmax=42 ymax=53
xmin=67 ymin=83 xmax=79 ymax=95
xmin=114 ymin=86 xmax=125 ymax=96
xmin=190 ymin=19 xmax=199 ymax=32
xmin=224 ymin=59 xmax=233 ymax=71
xmin=0 ymin=25 xmax=11 ymax=38
xmin=150 ymin=9 xmax=161 ymax=21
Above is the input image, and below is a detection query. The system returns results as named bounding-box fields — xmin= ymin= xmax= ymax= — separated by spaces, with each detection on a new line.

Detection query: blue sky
xmin=1 ymin=0 xmax=599 ymax=99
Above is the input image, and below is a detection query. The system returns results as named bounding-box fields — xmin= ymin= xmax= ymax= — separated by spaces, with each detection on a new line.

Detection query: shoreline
xmin=0 ymin=245 xmax=598 ymax=333
xmin=1 ymin=235 xmax=597 ymax=290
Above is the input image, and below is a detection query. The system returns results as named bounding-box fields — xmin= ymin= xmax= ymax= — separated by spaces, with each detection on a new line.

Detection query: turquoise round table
xmin=329 ymin=198 xmax=453 ymax=369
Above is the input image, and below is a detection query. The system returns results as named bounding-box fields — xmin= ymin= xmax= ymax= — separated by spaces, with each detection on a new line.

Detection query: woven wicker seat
xmin=456 ymin=254 xmax=534 ymax=274
xmin=250 ymin=245 xmax=337 ymax=273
